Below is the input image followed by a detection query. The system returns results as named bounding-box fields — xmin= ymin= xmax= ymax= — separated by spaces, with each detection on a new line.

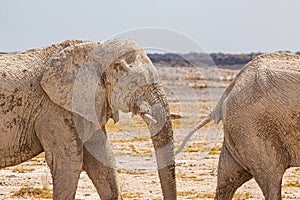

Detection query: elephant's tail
xmin=175 ymin=115 xmax=212 ymax=155
xmin=175 ymin=92 xmax=227 ymax=156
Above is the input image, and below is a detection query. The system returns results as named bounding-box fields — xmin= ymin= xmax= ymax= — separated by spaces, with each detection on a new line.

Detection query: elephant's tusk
xmin=141 ymin=113 xmax=157 ymax=124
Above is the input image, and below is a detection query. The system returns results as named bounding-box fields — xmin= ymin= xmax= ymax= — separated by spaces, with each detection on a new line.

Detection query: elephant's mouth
xmin=130 ymin=98 xmax=158 ymax=125
xmin=128 ymin=83 xmax=169 ymax=126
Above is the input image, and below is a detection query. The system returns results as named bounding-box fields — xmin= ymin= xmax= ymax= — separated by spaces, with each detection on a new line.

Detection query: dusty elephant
xmin=0 ymin=39 xmax=176 ymax=199
xmin=178 ymin=52 xmax=300 ymax=200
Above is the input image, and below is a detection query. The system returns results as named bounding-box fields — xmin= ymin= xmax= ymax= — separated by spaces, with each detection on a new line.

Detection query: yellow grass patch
xmin=177 ymin=191 xmax=197 ymax=196
xmin=177 ymin=191 xmax=216 ymax=198
xmin=105 ymin=120 xmax=148 ymax=132
xmin=208 ymin=146 xmax=222 ymax=155
xmin=34 ymin=152 xmax=45 ymax=159
xmin=193 ymin=192 xmax=216 ymax=198
xmin=12 ymin=187 xmax=52 ymax=199
xmin=172 ymin=120 xmax=197 ymax=129
xmin=105 ymin=121 xmax=123 ymax=132
xmin=115 ymin=149 xmax=153 ymax=157
xmin=122 ymin=192 xmax=143 ymax=198
xmin=283 ymin=180 xmax=300 ymax=187
xmin=295 ymin=167 xmax=300 ymax=172
xmin=183 ymin=142 xmax=203 ymax=152
xmin=176 ymin=173 xmax=204 ymax=181
xmin=117 ymin=168 xmax=147 ymax=175
xmin=110 ymin=136 xmax=149 ymax=143
xmin=152 ymin=198 xmax=162 ymax=200
xmin=133 ymin=120 xmax=147 ymax=126
xmin=12 ymin=167 xmax=35 ymax=173
xmin=149 ymin=173 xmax=157 ymax=176
xmin=233 ymin=192 xmax=252 ymax=199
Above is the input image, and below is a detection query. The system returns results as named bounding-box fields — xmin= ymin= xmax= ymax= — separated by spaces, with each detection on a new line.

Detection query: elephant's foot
xmin=215 ymin=144 xmax=252 ymax=200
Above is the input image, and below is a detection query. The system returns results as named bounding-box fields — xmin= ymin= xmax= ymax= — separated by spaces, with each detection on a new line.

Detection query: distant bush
xmin=148 ymin=52 xmax=261 ymax=69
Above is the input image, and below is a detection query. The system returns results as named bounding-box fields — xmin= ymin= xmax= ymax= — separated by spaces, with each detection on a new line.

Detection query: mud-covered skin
xmin=0 ymin=39 xmax=176 ymax=200
xmin=187 ymin=52 xmax=300 ymax=200
xmin=0 ymin=40 xmax=84 ymax=167
xmin=216 ymin=53 xmax=300 ymax=200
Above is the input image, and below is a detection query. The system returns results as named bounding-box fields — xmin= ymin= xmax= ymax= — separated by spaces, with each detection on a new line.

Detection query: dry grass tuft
xmin=122 ymin=192 xmax=143 ymax=198
xmin=182 ymin=142 xmax=203 ymax=152
xmin=177 ymin=191 xmax=216 ymax=198
xmin=12 ymin=167 xmax=35 ymax=173
xmin=34 ymin=152 xmax=45 ymax=159
xmin=233 ymin=192 xmax=252 ymax=199
xmin=117 ymin=168 xmax=147 ymax=175
xmin=295 ymin=168 xmax=300 ymax=172
xmin=172 ymin=120 xmax=197 ymax=129
xmin=193 ymin=192 xmax=216 ymax=198
xmin=283 ymin=180 xmax=300 ymax=187
xmin=111 ymin=136 xmax=149 ymax=143
xmin=12 ymin=187 xmax=52 ymax=198
xmin=105 ymin=120 xmax=148 ymax=133
xmin=176 ymin=173 xmax=204 ymax=181
xmin=177 ymin=191 xmax=197 ymax=196
xmin=208 ymin=146 xmax=222 ymax=155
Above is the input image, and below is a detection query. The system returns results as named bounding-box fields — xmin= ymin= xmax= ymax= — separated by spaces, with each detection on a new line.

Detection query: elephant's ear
xmin=41 ymin=41 xmax=110 ymax=124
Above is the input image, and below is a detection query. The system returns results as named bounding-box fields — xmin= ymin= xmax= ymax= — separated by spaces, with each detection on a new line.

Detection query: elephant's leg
xmin=82 ymin=129 xmax=121 ymax=200
xmin=251 ymin=166 xmax=284 ymax=200
xmin=35 ymin=108 xmax=83 ymax=200
xmin=215 ymin=143 xmax=252 ymax=200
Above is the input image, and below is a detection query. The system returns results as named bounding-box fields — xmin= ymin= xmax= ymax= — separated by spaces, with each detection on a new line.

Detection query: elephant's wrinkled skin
xmin=0 ymin=39 xmax=176 ymax=200
xmin=182 ymin=53 xmax=300 ymax=200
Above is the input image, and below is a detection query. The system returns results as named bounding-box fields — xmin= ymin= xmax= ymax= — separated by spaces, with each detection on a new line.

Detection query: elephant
xmin=178 ymin=52 xmax=300 ymax=200
xmin=0 ymin=39 xmax=176 ymax=199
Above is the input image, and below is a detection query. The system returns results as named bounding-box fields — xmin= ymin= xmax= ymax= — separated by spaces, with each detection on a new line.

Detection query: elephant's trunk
xmin=130 ymin=83 xmax=177 ymax=200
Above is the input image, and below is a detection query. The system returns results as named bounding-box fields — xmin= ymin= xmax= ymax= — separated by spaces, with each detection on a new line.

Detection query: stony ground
xmin=1 ymin=67 xmax=300 ymax=199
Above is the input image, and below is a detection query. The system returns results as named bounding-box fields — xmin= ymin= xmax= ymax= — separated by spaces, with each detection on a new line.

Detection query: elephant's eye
xmin=125 ymin=53 xmax=136 ymax=64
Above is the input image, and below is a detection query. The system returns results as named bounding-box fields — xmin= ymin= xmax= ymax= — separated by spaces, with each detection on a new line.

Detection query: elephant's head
xmin=40 ymin=39 xmax=176 ymax=199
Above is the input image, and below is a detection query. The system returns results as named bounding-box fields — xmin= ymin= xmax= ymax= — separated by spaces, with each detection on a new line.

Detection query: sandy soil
xmin=1 ymin=67 xmax=300 ymax=199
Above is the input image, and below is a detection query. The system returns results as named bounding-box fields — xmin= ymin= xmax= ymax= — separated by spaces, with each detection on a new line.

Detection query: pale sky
xmin=1 ymin=0 xmax=300 ymax=53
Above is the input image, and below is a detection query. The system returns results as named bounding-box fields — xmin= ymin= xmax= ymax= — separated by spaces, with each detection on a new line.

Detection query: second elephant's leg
xmin=83 ymin=129 xmax=121 ymax=200
xmin=215 ymin=143 xmax=253 ymax=200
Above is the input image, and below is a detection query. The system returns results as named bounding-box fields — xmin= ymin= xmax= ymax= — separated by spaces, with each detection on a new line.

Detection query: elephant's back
xmin=222 ymin=52 xmax=300 ymax=134
xmin=254 ymin=52 xmax=300 ymax=72
xmin=0 ymin=47 xmax=58 ymax=90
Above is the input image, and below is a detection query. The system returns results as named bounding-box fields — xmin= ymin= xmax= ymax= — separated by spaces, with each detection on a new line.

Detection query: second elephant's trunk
xmin=130 ymin=83 xmax=177 ymax=200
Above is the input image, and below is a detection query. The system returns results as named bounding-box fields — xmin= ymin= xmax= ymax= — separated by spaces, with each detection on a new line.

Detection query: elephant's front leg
xmin=35 ymin=109 xmax=83 ymax=200
xmin=83 ymin=128 xmax=121 ymax=200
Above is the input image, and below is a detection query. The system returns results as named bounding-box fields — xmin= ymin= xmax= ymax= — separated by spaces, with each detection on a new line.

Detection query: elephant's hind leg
xmin=250 ymin=157 xmax=285 ymax=200
xmin=215 ymin=143 xmax=252 ymax=200
xmin=83 ymin=129 xmax=121 ymax=200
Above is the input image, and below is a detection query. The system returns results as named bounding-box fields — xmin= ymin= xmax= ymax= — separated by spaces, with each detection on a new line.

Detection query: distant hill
xmin=147 ymin=52 xmax=262 ymax=69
